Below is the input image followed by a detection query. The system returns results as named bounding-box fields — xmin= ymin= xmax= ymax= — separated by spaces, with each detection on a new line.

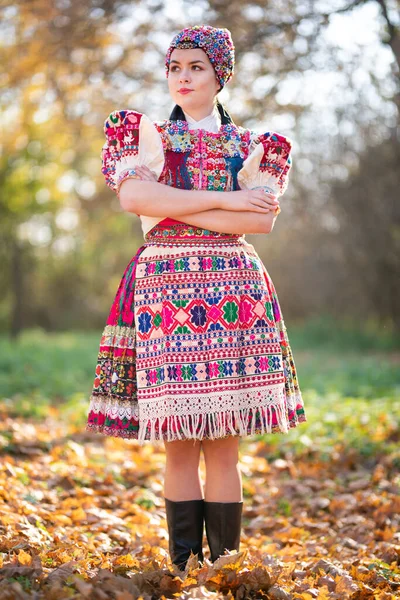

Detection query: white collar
xmin=183 ymin=104 xmax=221 ymax=133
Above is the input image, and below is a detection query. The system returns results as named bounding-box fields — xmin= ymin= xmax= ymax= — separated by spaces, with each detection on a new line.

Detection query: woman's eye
xmin=171 ymin=66 xmax=201 ymax=71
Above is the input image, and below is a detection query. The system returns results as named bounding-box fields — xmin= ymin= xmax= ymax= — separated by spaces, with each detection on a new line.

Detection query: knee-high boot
xmin=204 ymin=500 xmax=243 ymax=563
xmin=164 ymin=497 xmax=205 ymax=571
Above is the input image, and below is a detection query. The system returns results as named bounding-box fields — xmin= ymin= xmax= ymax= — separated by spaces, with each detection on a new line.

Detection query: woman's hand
xmin=132 ymin=165 xmax=158 ymax=182
xmin=218 ymin=188 xmax=280 ymax=213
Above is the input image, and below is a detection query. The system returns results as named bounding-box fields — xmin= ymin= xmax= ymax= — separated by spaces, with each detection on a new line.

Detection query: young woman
xmin=86 ymin=25 xmax=307 ymax=572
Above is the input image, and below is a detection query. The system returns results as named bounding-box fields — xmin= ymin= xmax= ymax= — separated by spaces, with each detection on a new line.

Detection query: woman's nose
xmin=179 ymin=71 xmax=191 ymax=82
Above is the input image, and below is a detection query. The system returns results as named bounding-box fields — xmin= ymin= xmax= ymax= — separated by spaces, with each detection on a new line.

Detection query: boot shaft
xmin=204 ymin=500 xmax=243 ymax=563
xmin=164 ymin=497 xmax=205 ymax=571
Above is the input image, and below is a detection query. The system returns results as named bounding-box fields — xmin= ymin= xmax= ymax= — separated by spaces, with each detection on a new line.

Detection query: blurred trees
xmin=331 ymin=132 xmax=400 ymax=329
xmin=0 ymin=0 xmax=399 ymax=337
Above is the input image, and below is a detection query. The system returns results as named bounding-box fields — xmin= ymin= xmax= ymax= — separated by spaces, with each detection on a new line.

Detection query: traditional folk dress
xmin=85 ymin=103 xmax=307 ymax=445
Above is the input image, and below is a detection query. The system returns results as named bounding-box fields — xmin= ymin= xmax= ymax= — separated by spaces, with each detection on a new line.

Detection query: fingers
xmin=137 ymin=165 xmax=154 ymax=175
xmin=250 ymin=203 xmax=271 ymax=213
xmin=252 ymin=190 xmax=280 ymax=211
xmin=262 ymin=192 xmax=279 ymax=205
xmin=250 ymin=198 xmax=280 ymax=213
xmin=254 ymin=199 xmax=279 ymax=211
xmin=253 ymin=204 xmax=281 ymax=214
xmin=134 ymin=165 xmax=157 ymax=181
xmin=133 ymin=166 xmax=148 ymax=180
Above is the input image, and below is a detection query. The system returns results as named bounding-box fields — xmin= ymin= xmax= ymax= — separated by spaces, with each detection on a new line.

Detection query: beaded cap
xmin=165 ymin=25 xmax=235 ymax=90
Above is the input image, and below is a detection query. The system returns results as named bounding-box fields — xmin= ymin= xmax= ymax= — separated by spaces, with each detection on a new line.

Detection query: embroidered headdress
xmin=165 ymin=25 xmax=235 ymax=90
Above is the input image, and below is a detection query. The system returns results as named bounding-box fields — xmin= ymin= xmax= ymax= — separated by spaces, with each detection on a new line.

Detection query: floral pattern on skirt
xmin=86 ymin=222 xmax=306 ymax=444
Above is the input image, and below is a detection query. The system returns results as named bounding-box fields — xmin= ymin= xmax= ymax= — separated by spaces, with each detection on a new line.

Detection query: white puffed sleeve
xmin=100 ymin=109 xmax=165 ymax=196
xmin=238 ymin=130 xmax=293 ymax=199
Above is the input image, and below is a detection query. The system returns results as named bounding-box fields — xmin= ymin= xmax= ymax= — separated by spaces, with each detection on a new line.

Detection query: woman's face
xmin=167 ymin=47 xmax=221 ymax=114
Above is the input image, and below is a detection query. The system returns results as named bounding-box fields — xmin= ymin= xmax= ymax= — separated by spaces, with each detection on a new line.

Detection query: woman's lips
xmin=179 ymin=89 xmax=193 ymax=94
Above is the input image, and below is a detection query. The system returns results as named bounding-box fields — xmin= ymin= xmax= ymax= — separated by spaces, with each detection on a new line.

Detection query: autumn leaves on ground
xmin=0 ymin=321 xmax=399 ymax=599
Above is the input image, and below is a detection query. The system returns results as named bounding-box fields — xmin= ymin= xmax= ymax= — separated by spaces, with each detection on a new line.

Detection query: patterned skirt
xmin=86 ymin=220 xmax=307 ymax=445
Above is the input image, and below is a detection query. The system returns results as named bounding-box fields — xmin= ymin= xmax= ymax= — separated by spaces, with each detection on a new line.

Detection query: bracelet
xmin=251 ymin=185 xmax=277 ymax=195
xmin=116 ymin=168 xmax=141 ymax=196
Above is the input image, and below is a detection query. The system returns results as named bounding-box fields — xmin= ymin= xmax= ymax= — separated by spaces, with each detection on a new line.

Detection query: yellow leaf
xmin=52 ymin=514 xmax=73 ymax=526
xmin=70 ymin=507 xmax=86 ymax=522
xmin=17 ymin=549 xmax=32 ymax=565
xmin=114 ymin=554 xmax=140 ymax=568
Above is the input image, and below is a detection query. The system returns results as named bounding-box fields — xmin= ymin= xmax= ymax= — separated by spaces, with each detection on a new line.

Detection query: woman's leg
xmin=202 ymin=436 xmax=243 ymax=502
xmin=163 ymin=438 xmax=203 ymax=500
xmin=163 ymin=439 xmax=205 ymax=570
xmin=202 ymin=435 xmax=243 ymax=562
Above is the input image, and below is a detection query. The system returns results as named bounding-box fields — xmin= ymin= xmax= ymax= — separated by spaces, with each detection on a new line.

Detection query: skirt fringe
xmin=86 ymin=389 xmax=306 ymax=444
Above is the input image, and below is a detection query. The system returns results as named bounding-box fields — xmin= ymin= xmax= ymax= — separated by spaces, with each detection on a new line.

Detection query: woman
xmin=86 ymin=25 xmax=307 ymax=572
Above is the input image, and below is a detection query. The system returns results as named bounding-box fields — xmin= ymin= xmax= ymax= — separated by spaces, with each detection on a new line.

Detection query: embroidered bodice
xmin=100 ymin=108 xmax=293 ymax=237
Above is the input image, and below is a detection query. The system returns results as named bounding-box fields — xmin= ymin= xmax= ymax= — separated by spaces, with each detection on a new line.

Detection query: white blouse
xmin=183 ymin=104 xmax=222 ymax=133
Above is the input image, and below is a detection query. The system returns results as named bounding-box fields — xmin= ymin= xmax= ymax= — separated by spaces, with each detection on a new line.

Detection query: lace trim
xmin=87 ymin=386 xmax=304 ymax=445
xmin=88 ymin=394 xmax=139 ymax=421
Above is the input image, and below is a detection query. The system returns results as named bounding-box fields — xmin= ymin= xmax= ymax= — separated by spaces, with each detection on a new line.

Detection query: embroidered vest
xmin=153 ymin=103 xmax=252 ymax=193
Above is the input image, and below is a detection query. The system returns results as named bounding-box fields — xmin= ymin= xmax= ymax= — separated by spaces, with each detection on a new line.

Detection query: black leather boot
xmin=204 ymin=500 xmax=243 ymax=563
xmin=164 ymin=497 xmax=205 ymax=571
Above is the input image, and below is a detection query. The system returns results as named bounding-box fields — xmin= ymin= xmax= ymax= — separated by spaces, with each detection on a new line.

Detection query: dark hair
xmin=169 ymin=99 xmax=234 ymax=124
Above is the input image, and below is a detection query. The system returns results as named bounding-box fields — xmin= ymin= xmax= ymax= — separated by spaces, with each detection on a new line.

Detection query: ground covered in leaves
xmin=0 ymin=328 xmax=399 ymax=599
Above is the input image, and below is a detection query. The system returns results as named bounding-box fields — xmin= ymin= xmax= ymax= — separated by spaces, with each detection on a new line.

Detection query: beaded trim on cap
xmin=165 ymin=25 xmax=235 ymax=89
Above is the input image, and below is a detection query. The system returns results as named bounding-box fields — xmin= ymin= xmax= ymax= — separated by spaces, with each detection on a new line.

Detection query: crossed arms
xmin=118 ymin=176 xmax=280 ymax=235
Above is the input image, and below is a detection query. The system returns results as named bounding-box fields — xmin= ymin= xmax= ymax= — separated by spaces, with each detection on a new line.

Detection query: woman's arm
xmin=118 ymin=174 xmax=278 ymax=222
xmin=119 ymin=179 xmax=223 ymax=217
xmin=172 ymin=207 xmax=279 ymax=234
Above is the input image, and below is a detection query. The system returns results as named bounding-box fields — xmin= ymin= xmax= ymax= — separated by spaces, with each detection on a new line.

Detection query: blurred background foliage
xmin=0 ymin=0 xmax=399 ymax=339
